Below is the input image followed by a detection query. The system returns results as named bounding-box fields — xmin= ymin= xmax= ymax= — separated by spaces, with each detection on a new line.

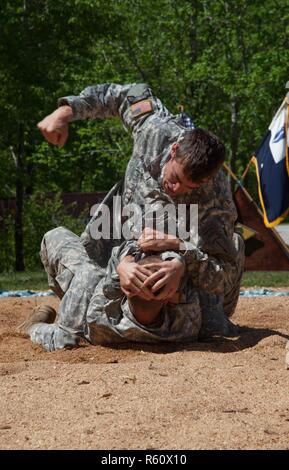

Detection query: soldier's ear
xmin=171 ymin=142 xmax=179 ymax=158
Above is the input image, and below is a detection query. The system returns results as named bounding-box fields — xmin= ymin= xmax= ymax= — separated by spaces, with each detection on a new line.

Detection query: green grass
xmin=241 ymin=271 xmax=289 ymax=288
xmin=0 ymin=270 xmax=288 ymax=291
xmin=0 ymin=271 xmax=48 ymax=291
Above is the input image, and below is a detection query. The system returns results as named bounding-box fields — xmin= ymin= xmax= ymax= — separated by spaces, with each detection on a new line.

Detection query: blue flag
xmin=252 ymin=97 xmax=289 ymax=227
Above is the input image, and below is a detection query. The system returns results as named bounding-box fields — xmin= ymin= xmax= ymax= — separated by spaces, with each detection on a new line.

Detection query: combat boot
xmin=16 ymin=305 xmax=56 ymax=336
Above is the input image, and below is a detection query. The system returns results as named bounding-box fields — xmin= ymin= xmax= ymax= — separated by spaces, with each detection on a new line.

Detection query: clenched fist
xmin=37 ymin=105 xmax=73 ymax=147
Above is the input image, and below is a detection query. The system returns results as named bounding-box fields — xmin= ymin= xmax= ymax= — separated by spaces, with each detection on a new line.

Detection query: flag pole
xmin=223 ymin=162 xmax=255 ymax=201
xmin=241 ymin=157 xmax=254 ymax=181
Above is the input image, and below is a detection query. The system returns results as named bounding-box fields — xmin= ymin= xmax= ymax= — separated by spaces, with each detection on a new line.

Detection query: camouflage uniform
xmin=29 ymin=227 xmax=104 ymax=351
xmin=29 ymin=227 xmax=201 ymax=351
xmin=29 ymin=82 xmax=244 ymax=351
xmin=59 ymin=83 xmax=244 ymax=328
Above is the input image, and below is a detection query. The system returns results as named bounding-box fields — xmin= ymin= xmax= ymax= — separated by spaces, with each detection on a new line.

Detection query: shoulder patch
xmin=130 ymin=99 xmax=153 ymax=118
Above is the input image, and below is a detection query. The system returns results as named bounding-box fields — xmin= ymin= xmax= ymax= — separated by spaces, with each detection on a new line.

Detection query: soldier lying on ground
xmin=35 ymin=82 xmax=245 ymax=340
xmin=17 ymin=223 xmax=243 ymax=351
xmin=17 ymin=227 xmax=202 ymax=351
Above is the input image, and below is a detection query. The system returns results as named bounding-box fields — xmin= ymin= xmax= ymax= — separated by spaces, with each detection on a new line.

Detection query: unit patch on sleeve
xmin=130 ymin=99 xmax=153 ymax=118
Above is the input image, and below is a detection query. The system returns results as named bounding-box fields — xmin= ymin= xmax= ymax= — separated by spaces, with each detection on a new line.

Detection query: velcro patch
xmin=130 ymin=99 xmax=153 ymax=118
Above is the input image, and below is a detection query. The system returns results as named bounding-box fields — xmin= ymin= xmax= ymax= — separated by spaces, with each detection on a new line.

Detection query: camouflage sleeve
xmin=181 ymin=217 xmax=241 ymax=294
xmin=183 ymin=230 xmax=244 ymax=297
xmin=180 ymin=168 xmax=239 ymax=294
xmin=57 ymin=83 xmax=171 ymax=132
xmin=58 ymin=83 xmax=133 ymax=122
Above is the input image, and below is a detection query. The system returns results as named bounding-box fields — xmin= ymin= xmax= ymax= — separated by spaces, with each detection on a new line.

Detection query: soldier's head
xmin=128 ymin=255 xmax=166 ymax=326
xmin=162 ymin=128 xmax=226 ymax=196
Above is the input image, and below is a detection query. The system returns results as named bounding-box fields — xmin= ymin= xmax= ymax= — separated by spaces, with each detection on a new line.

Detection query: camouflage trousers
xmin=28 ymin=227 xmax=243 ymax=351
xmin=28 ymin=227 xmax=105 ymax=351
xmin=29 ymin=227 xmax=202 ymax=351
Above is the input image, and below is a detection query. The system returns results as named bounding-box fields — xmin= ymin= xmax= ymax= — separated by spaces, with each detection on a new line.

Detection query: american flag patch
xmin=130 ymin=99 xmax=153 ymax=118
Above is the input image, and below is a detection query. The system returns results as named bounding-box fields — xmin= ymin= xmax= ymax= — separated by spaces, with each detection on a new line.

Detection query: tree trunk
xmin=14 ymin=123 xmax=25 ymax=272
xmin=230 ymin=97 xmax=239 ymax=176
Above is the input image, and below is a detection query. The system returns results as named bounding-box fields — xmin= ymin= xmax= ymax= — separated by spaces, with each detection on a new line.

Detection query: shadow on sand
xmin=103 ymin=326 xmax=289 ymax=355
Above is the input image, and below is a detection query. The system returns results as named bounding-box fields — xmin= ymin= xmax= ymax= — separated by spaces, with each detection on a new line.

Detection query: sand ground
xmin=0 ymin=294 xmax=289 ymax=450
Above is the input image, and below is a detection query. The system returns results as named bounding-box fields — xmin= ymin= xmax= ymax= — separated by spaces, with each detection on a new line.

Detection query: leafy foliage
xmin=0 ymin=0 xmax=288 ymax=270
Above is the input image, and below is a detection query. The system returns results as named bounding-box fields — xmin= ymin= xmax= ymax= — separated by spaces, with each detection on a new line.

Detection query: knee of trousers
xmin=40 ymin=226 xmax=69 ymax=256
xmin=41 ymin=226 xmax=75 ymax=248
xmin=40 ymin=226 xmax=84 ymax=268
xmin=223 ymin=234 xmax=245 ymax=317
xmin=225 ymin=233 xmax=245 ymax=285
xmin=40 ymin=227 xmax=66 ymax=272
xmin=234 ymin=233 xmax=245 ymax=266
xmin=222 ymin=233 xmax=245 ymax=287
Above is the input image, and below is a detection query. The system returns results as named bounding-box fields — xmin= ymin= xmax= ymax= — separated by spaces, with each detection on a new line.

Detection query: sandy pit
xmin=0 ymin=294 xmax=289 ymax=450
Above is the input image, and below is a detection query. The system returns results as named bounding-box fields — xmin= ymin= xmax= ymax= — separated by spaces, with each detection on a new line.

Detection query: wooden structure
xmin=234 ymin=186 xmax=289 ymax=271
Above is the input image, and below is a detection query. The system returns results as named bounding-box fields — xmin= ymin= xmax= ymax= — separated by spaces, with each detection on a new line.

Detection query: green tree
xmin=1 ymin=0 xmax=288 ymax=272
xmin=0 ymin=0 xmax=111 ymax=270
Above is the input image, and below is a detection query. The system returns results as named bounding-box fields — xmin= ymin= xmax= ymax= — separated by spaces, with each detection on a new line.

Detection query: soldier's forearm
xmin=52 ymin=105 xmax=74 ymax=123
xmin=57 ymin=83 xmax=133 ymax=122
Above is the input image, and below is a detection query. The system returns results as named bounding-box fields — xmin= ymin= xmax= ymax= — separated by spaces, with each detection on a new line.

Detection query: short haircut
xmin=175 ymin=128 xmax=226 ymax=183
